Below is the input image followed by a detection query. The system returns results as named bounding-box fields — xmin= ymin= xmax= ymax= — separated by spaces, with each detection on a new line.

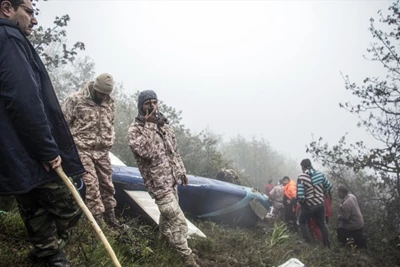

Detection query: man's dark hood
xmin=137 ymin=90 xmax=158 ymax=116
xmin=136 ymin=90 xmax=169 ymax=126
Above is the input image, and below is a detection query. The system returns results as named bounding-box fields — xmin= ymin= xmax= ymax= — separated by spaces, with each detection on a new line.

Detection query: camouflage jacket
xmin=269 ymin=185 xmax=284 ymax=209
xmin=216 ymin=169 xmax=241 ymax=185
xmin=62 ymin=82 xmax=115 ymax=157
xmin=128 ymin=116 xmax=186 ymax=200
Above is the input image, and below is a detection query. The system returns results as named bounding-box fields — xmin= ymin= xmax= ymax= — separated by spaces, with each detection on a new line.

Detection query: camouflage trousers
xmin=14 ymin=179 xmax=82 ymax=258
xmin=156 ymin=190 xmax=192 ymax=257
xmin=80 ymin=152 xmax=116 ymax=216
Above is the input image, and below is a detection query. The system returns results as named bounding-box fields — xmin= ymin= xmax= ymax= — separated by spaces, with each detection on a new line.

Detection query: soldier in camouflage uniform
xmin=62 ymin=73 xmax=123 ymax=229
xmin=129 ymin=90 xmax=199 ymax=267
xmin=216 ymin=169 xmax=241 ymax=185
xmin=268 ymin=180 xmax=285 ymax=220
xmin=0 ymin=1 xmax=85 ymax=266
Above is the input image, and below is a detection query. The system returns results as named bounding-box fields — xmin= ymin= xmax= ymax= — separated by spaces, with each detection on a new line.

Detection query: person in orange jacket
xmin=282 ymin=176 xmax=297 ymax=229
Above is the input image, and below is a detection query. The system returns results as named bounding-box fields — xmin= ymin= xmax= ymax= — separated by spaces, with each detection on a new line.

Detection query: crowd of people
xmin=266 ymin=159 xmax=366 ymax=249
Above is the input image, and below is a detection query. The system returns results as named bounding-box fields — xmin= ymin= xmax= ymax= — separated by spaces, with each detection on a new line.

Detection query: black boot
xmin=45 ymin=251 xmax=71 ymax=267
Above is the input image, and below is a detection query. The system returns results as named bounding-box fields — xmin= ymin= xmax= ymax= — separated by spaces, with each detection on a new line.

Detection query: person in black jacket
xmin=0 ymin=0 xmax=85 ymax=266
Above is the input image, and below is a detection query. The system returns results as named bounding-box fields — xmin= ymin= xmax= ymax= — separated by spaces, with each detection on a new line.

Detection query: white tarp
xmin=125 ymin=190 xmax=206 ymax=238
xmin=278 ymin=258 xmax=305 ymax=267
xmin=109 ymin=152 xmax=127 ymax=166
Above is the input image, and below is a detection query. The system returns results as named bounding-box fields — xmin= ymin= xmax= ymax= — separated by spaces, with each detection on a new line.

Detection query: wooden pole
xmin=55 ymin=167 xmax=122 ymax=267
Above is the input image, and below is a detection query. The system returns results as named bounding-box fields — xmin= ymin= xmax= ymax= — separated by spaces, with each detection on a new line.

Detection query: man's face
xmin=338 ymin=189 xmax=346 ymax=199
xmin=282 ymin=179 xmax=289 ymax=186
xmin=88 ymin=84 xmax=108 ymax=104
xmin=92 ymin=90 xmax=108 ymax=104
xmin=142 ymin=99 xmax=158 ymax=115
xmin=2 ymin=0 xmax=38 ymax=36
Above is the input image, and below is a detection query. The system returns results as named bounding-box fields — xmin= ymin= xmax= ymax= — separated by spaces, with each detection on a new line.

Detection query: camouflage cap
xmin=138 ymin=90 xmax=157 ymax=115
xmin=93 ymin=73 xmax=114 ymax=94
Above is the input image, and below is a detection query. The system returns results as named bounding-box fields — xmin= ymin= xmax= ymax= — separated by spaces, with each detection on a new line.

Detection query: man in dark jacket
xmin=0 ymin=0 xmax=85 ymax=266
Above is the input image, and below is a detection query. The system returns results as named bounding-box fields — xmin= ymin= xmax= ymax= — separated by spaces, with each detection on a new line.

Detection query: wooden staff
xmin=55 ymin=167 xmax=122 ymax=267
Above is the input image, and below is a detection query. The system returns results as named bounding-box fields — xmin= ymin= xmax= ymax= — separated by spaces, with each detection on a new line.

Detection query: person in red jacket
xmin=296 ymin=194 xmax=332 ymax=242
xmin=265 ymin=179 xmax=274 ymax=197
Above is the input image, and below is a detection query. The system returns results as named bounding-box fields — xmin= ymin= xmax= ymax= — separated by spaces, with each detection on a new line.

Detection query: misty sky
xmin=36 ymin=0 xmax=391 ymax=162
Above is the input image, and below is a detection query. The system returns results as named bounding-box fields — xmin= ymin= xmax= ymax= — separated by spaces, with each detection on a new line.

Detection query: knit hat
xmin=93 ymin=73 xmax=114 ymax=94
xmin=138 ymin=90 xmax=158 ymax=115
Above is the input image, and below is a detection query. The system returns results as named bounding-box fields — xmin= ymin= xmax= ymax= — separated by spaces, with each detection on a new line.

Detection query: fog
xmin=36 ymin=0 xmax=390 ymax=162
